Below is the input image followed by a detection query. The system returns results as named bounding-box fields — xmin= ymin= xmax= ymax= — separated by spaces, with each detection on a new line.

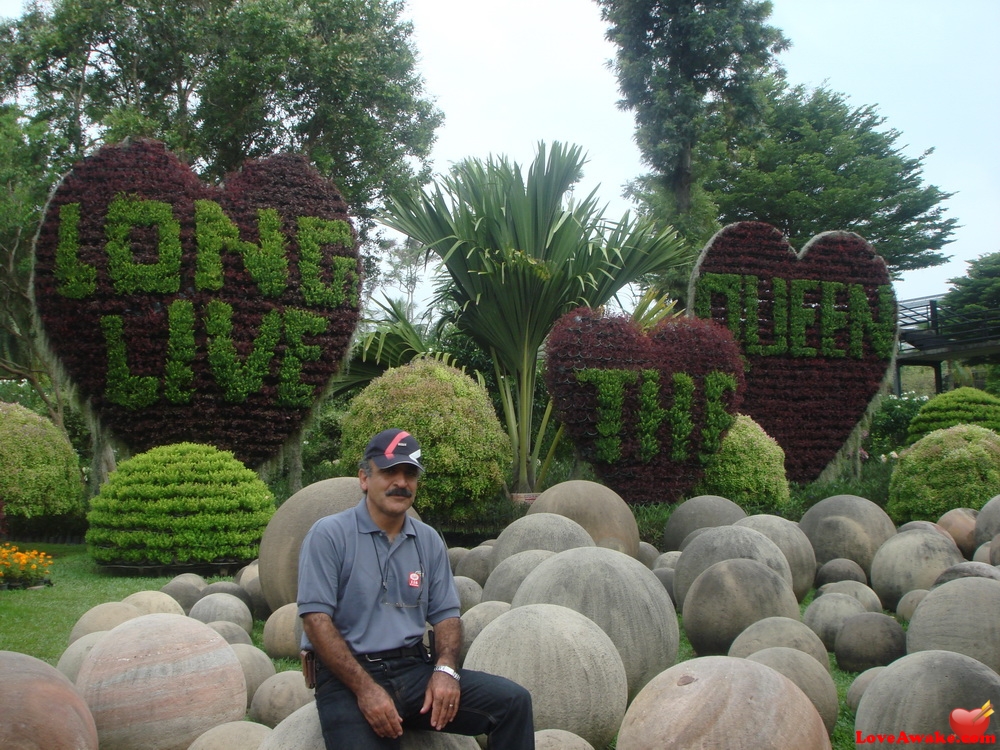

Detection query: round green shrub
xmin=340 ymin=358 xmax=512 ymax=524
xmin=887 ymin=424 xmax=1000 ymax=524
xmin=86 ymin=442 xmax=274 ymax=566
xmin=865 ymin=392 xmax=928 ymax=456
xmin=0 ymin=401 xmax=83 ymax=519
xmin=692 ymin=414 xmax=790 ymax=512
xmin=905 ymin=387 xmax=1000 ymax=445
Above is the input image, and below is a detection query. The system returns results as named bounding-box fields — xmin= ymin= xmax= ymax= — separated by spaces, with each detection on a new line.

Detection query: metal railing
xmin=898 ymin=295 xmax=1000 ymax=352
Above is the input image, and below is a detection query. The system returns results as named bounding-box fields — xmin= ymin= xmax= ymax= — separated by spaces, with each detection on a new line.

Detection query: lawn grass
xmin=1 ymin=543 xmax=860 ymax=749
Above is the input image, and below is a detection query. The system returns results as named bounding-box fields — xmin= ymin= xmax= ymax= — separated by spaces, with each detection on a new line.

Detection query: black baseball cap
xmin=364 ymin=429 xmax=424 ymax=471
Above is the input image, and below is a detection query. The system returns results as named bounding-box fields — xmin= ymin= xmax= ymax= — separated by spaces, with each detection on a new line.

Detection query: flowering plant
xmin=0 ymin=543 xmax=53 ymax=587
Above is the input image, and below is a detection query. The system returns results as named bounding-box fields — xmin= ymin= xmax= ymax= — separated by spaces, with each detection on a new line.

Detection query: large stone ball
xmin=75 ymin=613 xmax=246 ymax=750
xmin=447 ymin=546 xmax=469 ymax=572
xmin=510 ymin=547 xmax=679 ymax=701
xmin=187 ymin=721 xmax=272 ymax=750
xmin=464 ymin=603 xmax=628 ymax=750
xmin=230 ymin=643 xmax=278 ymax=709
xmin=932 ymin=561 xmax=1000 ymax=587
xmin=855 ymin=650 xmax=1000 ymax=743
xmin=938 ymin=507 xmax=979 ymax=558
xmin=0 ymin=650 xmax=99 ymax=750
xmin=535 ymin=728 xmax=595 ymax=749
xmin=202 ymin=580 xmax=254 ymax=611
xmin=207 ymin=619 xmax=253 ymax=646
xmin=728 ymin=616 xmax=830 ymax=672
xmin=249 ymin=671 xmax=314 ymax=728
xmin=672 ymin=525 xmax=793 ymax=610
xmin=802 ymin=592 xmax=867 ymax=651
xmin=481 ymin=549 xmax=554 ymax=603
xmin=527 ymin=480 xmax=640 ymax=558
xmin=833 ymin=612 xmax=906 ymax=673
xmin=975 ymin=541 xmax=992 ymax=563
xmin=239 ymin=563 xmax=272 ymax=620
xmin=637 ymin=541 xmax=660 ymax=569
xmin=653 ymin=550 xmax=681 ymax=569
xmin=735 ymin=514 xmax=817 ymax=601
xmin=189 ymin=591 xmax=253 ymax=635
xmin=682 ymin=558 xmax=800 ymax=656
xmin=159 ymin=579 xmax=203 ymax=614
xmin=452 ymin=575 xmax=483 ymax=614
xmin=816 ymin=580 xmax=883 ymax=612
xmin=798 ymin=494 xmax=896 ymax=575
xmin=746 ymin=646 xmax=839 ymax=735
xmin=489 ymin=513 xmax=595 ymax=572
xmin=68 ymin=601 xmax=142 ymax=645
xmin=814 ymin=557 xmax=867 ymax=587
xmin=895 ymin=589 xmax=928 ymax=622
xmin=258 ymin=702 xmax=323 ymax=750
xmin=453 ymin=545 xmax=493 ymax=586
xmin=616 ymin=656 xmax=830 ymax=749
xmin=262 ymin=602 xmax=303 ymax=660
xmin=906 ymin=577 xmax=1000 ymax=674
xmin=459 ymin=600 xmax=510 ymax=664
xmin=974 ymin=494 xmax=1000 ymax=547
xmin=258 ymin=477 xmax=374 ymax=611
xmin=121 ymin=590 xmax=185 ymax=616
xmin=846 ymin=666 xmax=886 ymax=713
xmin=56 ymin=630 xmax=107 ymax=683
xmin=870 ymin=528 xmax=965 ymax=611
xmin=661 ymin=495 xmax=747 ymax=551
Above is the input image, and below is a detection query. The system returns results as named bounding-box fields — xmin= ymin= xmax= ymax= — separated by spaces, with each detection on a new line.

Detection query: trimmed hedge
xmin=887 ymin=424 xmax=1000 ymax=523
xmin=86 ymin=442 xmax=274 ymax=566
xmin=905 ymin=387 xmax=1000 ymax=445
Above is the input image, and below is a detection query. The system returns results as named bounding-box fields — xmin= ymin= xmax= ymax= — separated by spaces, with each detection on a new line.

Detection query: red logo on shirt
xmin=408 ymin=572 xmax=422 ymax=588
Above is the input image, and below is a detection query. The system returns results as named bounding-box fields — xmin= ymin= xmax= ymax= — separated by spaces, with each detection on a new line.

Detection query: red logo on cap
xmin=385 ymin=430 xmax=411 ymax=459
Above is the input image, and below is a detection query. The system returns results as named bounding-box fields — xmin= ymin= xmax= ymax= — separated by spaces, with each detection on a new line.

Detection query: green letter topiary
xmin=905 ymin=387 xmax=1000 ymax=445
xmin=887 ymin=424 xmax=1000 ymax=524
xmin=86 ymin=442 xmax=274 ymax=567
xmin=339 ymin=359 xmax=512 ymax=525
xmin=692 ymin=414 xmax=790 ymax=513
xmin=0 ymin=402 xmax=83 ymax=519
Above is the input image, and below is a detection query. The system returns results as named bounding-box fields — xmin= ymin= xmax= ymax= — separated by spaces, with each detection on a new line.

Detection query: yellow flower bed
xmin=0 ymin=543 xmax=53 ymax=587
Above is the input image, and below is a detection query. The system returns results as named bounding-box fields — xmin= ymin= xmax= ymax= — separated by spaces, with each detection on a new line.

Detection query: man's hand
xmin=358 ymin=681 xmax=404 ymax=738
xmin=420 ymin=669 xmax=461 ymax=730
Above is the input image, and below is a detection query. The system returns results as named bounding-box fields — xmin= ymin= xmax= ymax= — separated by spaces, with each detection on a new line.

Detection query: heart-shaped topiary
xmin=688 ymin=222 xmax=896 ymax=483
xmin=33 ymin=140 xmax=361 ymax=466
xmin=545 ymin=308 xmax=745 ymax=504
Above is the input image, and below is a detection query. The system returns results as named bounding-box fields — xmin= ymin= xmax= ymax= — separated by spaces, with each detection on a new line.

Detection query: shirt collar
xmin=354 ymin=495 xmax=416 ymax=538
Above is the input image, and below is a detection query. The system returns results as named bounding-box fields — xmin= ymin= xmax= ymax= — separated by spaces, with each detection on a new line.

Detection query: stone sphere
xmin=974 ymin=494 xmax=1000 ymax=547
xmin=0 ymin=650 xmax=99 ymax=750
xmin=231 ymin=643 xmax=278 ymax=709
xmin=652 ymin=567 xmax=676 ymax=608
xmin=870 ymin=528 xmax=965 ymax=611
xmin=481 ymin=549 xmax=554 ymax=603
xmin=637 ymin=541 xmax=660 ymax=569
xmin=938 ymin=507 xmax=979 ymax=558
xmin=661 ymin=495 xmax=746 ymax=551
xmin=816 ymin=580 xmax=882 ymax=612
xmin=834 ymin=612 xmax=906 ymax=673
xmin=68 ymin=601 xmax=143 ymax=645
xmin=974 ymin=541 xmax=992 ymax=562
xmin=447 ymin=546 xmax=469 ymax=572
xmin=535 ymin=728 xmax=595 ymax=749
xmin=464 ymin=603 xmax=628 ymax=750
xmin=616 ymin=656 xmax=830 ymax=749
xmin=453 ymin=545 xmax=493 ymax=586
xmin=249 ymin=670 xmax=314 ymax=728
xmin=897 ymin=519 xmax=953 ymax=540
xmin=171 ymin=572 xmax=208 ymax=590
xmin=234 ymin=559 xmax=257 ymax=585
xmin=652 ymin=550 xmax=681 ymax=569
xmin=993 ymin=536 xmax=1000 ymax=566
xmin=933 ymin=561 xmax=1000 ymax=587
xmin=452 ymin=575 xmax=483 ymax=614
xmin=188 ymin=721 xmax=272 ymax=750
xmin=75 ymin=613 xmax=246 ymax=750
xmin=121 ymin=590 xmax=185 ymax=616
xmin=682 ymin=558 xmax=800 ymax=656
xmin=746 ymin=646 xmax=839 ymax=734
xmin=202 ymin=580 xmax=254 ymax=611
xmin=511 ymin=547 xmax=679 ymax=701
xmin=56 ymin=630 xmax=107 ymax=683
xmin=258 ymin=702 xmax=323 ymax=750
xmin=728 ymin=616 xmax=830 ymax=672
xmin=802 ymin=592 xmax=867 ymax=651
xmin=460 ymin=600 xmax=510 ymax=664
xmin=895 ymin=589 xmax=928 ymax=622
xmin=189 ymin=592 xmax=254 ymax=635
xmin=262 ymin=602 xmax=303 ymax=660
xmin=241 ymin=571 xmax=273 ymax=621
xmin=735 ymin=514 xmax=817 ymax=601
xmin=489 ymin=513 xmax=595 ymax=573
xmin=258 ymin=476 xmax=366 ymax=611
xmin=207 ymin=619 xmax=253 ymax=645
xmin=678 ymin=527 xmax=711 ymax=550
xmin=855 ymin=650 xmax=1000 ymax=742
xmin=527 ymin=480 xmax=640 ymax=558
xmin=159 ymin=579 xmax=203 ymax=614
xmin=672 ymin=525 xmax=793 ymax=610
xmin=906 ymin=577 xmax=1000 ymax=674
xmin=798 ymin=495 xmax=895 ymax=574
xmin=814 ymin=557 xmax=867 ymax=587
xmin=846 ymin=666 xmax=886 ymax=713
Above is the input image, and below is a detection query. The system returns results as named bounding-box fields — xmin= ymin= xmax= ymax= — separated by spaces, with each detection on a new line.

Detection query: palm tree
xmin=380 ymin=142 xmax=691 ymax=493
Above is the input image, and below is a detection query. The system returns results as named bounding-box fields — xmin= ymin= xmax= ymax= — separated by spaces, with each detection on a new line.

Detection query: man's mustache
xmin=386 ymin=487 xmax=413 ymax=498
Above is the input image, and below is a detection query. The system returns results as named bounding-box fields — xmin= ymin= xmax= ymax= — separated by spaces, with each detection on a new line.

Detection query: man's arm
xmin=420 ymin=616 xmax=462 ymax=730
xmin=301 ymin=612 xmax=404 ymax=739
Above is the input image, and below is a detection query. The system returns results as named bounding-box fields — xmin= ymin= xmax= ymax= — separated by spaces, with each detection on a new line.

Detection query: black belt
xmin=359 ymin=644 xmax=426 ymax=661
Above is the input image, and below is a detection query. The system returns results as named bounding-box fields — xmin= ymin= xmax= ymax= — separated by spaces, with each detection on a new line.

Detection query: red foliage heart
xmin=33 ymin=140 xmax=360 ymax=466
xmin=545 ymin=308 xmax=745 ymax=504
xmin=689 ymin=222 xmax=896 ymax=483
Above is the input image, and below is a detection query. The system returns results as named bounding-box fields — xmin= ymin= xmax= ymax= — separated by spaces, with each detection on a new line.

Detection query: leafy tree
xmin=941 ymin=251 xmax=1000 ymax=313
xmin=0 ymin=0 xmax=440 ymax=237
xmin=704 ymin=84 xmax=956 ymax=273
xmin=380 ymin=141 xmax=692 ymax=492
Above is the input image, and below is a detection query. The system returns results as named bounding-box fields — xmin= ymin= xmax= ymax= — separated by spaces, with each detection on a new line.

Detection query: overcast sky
xmin=2 ymin=0 xmax=996 ymax=302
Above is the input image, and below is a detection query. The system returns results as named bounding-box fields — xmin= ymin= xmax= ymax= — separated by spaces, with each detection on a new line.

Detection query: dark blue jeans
xmin=315 ymin=656 xmax=534 ymax=749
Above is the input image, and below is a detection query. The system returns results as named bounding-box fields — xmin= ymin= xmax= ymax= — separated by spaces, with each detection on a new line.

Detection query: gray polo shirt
xmin=297 ymin=496 xmax=461 ymax=655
